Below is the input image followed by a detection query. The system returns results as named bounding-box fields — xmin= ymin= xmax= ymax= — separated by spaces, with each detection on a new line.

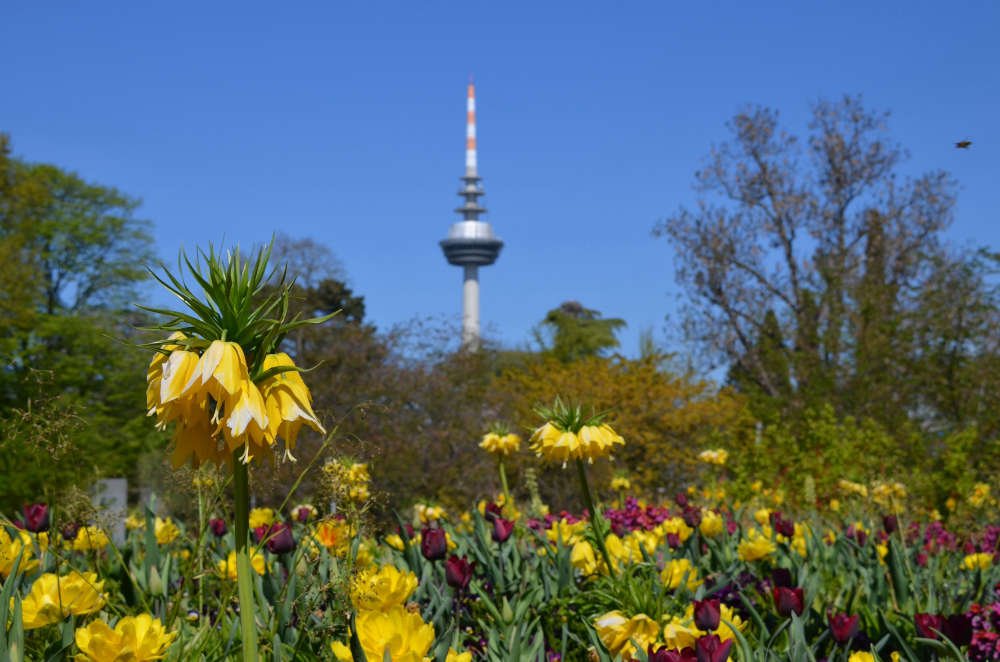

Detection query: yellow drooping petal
xmin=185 ymin=340 xmax=251 ymax=400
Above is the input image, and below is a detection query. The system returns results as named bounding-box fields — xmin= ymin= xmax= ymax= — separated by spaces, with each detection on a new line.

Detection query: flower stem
xmin=498 ymin=459 xmax=511 ymax=506
xmin=575 ymin=459 xmax=615 ymax=577
xmin=232 ymin=453 xmax=259 ymax=662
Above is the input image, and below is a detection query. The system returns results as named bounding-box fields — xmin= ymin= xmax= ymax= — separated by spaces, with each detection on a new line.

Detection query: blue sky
xmin=3 ymin=3 xmax=998 ymax=355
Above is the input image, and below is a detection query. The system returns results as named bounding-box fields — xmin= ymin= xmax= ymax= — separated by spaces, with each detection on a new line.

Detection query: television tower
xmin=440 ymin=81 xmax=503 ymax=349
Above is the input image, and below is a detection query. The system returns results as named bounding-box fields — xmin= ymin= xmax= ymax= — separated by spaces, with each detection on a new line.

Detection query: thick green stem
xmin=498 ymin=459 xmax=511 ymax=507
xmin=575 ymin=459 xmax=615 ymax=577
xmin=232 ymin=454 xmax=259 ymax=662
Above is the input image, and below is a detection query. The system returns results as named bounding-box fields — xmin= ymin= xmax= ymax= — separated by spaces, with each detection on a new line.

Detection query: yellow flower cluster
xmin=350 ymin=564 xmax=419 ymax=611
xmin=19 ymin=571 xmax=106 ymax=629
xmin=154 ymin=518 xmax=180 ymax=545
xmin=610 ymin=476 xmax=632 ymax=491
xmin=323 ymin=459 xmax=371 ymax=503
xmin=871 ymin=481 xmax=907 ymax=509
xmin=529 ymin=422 xmax=625 ymax=465
xmin=479 ymin=431 xmax=522 ymax=456
xmin=332 ymin=559 xmax=469 ymax=661
xmin=75 ymin=613 xmax=177 ymax=661
xmin=414 ymin=503 xmax=447 ymax=524
xmin=699 ymin=510 xmax=725 ymax=537
xmin=73 ymin=526 xmax=110 ymax=552
xmin=962 ymin=552 xmax=994 ymax=571
xmin=737 ymin=528 xmax=778 ymax=562
xmin=661 ymin=558 xmax=702 ymax=591
xmin=147 ymin=338 xmax=324 ymax=466
xmin=969 ymin=482 xmax=994 ymax=509
xmin=595 ymin=603 xmax=746 ymax=659
xmin=697 ymin=449 xmax=729 ymax=466
xmin=838 ymin=479 xmax=869 ymax=498
xmin=217 ymin=550 xmax=266 ymax=580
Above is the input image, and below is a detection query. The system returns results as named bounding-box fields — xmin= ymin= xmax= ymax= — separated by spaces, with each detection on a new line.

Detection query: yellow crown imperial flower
xmin=259 ymin=352 xmax=325 ymax=461
xmin=479 ymin=431 xmax=522 ymax=456
xmin=19 ymin=571 xmax=106 ymax=630
xmin=75 ymin=613 xmax=177 ymax=661
xmin=530 ymin=400 xmax=625 ymax=465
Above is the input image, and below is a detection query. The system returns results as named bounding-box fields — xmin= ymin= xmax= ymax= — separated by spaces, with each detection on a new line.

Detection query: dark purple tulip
xmin=492 ymin=518 xmax=515 ymax=543
xmin=209 ymin=518 xmax=227 ymax=537
xmin=914 ymin=613 xmax=944 ymax=639
xmin=772 ymin=586 xmax=805 ymax=617
xmin=693 ymin=598 xmax=721 ymax=632
xmin=483 ymin=502 xmax=503 ymax=522
xmin=683 ymin=506 xmax=702 ymax=529
xmin=648 ymin=644 xmax=696 ymax=661
xmin=60 ymin=521 xmax=80 ymax=541
xmin=882 ymin=514 xmax=899 ymax=535
xmin=666 ymin=533 xmax=681 ymax=549
xmin=941 ymin=613 xmax=972 ymax=646
xmin=421 ymin=527 xmax=448 ymax=561
xmin=264 ymin=522 xmax=296 ymax=554
xmin=695 ymin=634 xmax=733 ymax=662
xmin=770 ymin=567 xmax=793 ymax=589
xmin=675 ymin=492 xmax=689 ymax=508
xmin=444 ymin=554 xmax=474 ymax=590
xmin=770 ymin=511 xmax=795 ymax=538
xmin=21 ymin=504 xmax=50 ymax=533
xmin=294 ymin=506 xmax=313 ymax=523
xmin=828 ymin=612 xmax=859 ymax=644
xmin=252 ymin=525 xmax=267 ymax=543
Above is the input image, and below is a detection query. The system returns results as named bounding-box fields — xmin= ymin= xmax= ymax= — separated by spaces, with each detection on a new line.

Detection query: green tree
xmin=656 ymin=96 xmax=999 ymax=435
xmin=535 ymin=301 xmax=626 ymax=363
xmin=0 ymin=135 xmax=158 ymax=508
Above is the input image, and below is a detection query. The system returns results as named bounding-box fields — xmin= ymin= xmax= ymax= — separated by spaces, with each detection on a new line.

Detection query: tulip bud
xmin=682 ymin=506 xmax=702 ymax=529
xmin=693 ymin=598 xmax=721 ymax=632
xmin=21 ymin=503 xmax=50 ymax=533
xmin=882 ymin=514 xmax=899 ymax=535
xmin=444 ymin=554 xmax=474 ymax=590
xmin=209 ymin=518 xmax=228 ymax=537
xmin=421 ymin=527 xmax=448 ymax=561
xmin=694 ymin=634 xmax=733 ymax=662
xmin=264 ymin=522 xmax=296 ymax=555
xmin=61 ymin=521 xmax=81 ymax=541
xmin=770 ymin=511 xmax=795 ymax=538
xmin=772 ymin=586 xmax=805 ymax=618
xmin=827 ymin=612 xmax=859 ymax=644
xmin=492 ymin=518 xmax=515 ymax=543
xmin=675 ymin=492 xmax=689 ymax=508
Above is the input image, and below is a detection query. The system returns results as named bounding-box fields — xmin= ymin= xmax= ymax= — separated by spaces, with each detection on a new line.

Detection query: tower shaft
xmin=462 ymin=265 xmax=480 ymax=349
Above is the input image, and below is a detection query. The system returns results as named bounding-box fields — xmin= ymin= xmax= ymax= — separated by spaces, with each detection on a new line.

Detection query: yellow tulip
xmin=351 ymin=564 xmax=419 ymax=611
xmin=593 ymin=610 xmax=659 ymax=658
xmin=75 ymin=613 xmax=177 ymax=661
xmin=217 ymin=551 xmax=266 ymax=580
xmin=19 ymin=571 xmax=105 ymax=629
xmin=330 ymin=605 xmax=434 ymax=662
xmin=0 ymin=528 xmax=39 ymax=577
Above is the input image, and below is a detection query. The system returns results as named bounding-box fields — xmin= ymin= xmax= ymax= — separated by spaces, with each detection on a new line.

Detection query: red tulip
xmin=693 ymin=599 xmax=721 ymax=632
xmin=695 ymin=634 xmax=733 ymax=662
xmin=648 ymin=644 xmax=696 ymax=661
xmin=772 ymin=586 xmax=804 ymax=617
xmin=209 ymin=518 xmax=227 ymax=537
xmin=914 ymin=613 xmax=944 ymax=639
xmin=21 ymin=503 xmax=50 ymax=533
xmin=421 ymin=527 xmax=448 ymax=561
xmin=263 ymin=522 xmax=296 ymax=555
xmin=444 ymin=554 xmax=474 ymax=590
xmin=492 ymin=517 xmax=515 ymax=543
xmin=827 ymin=612 xmax=859 ymax=644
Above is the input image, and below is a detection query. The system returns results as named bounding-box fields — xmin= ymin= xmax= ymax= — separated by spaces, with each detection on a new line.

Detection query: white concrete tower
xmin=440 ymin=81 xmax=503 ymax=349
